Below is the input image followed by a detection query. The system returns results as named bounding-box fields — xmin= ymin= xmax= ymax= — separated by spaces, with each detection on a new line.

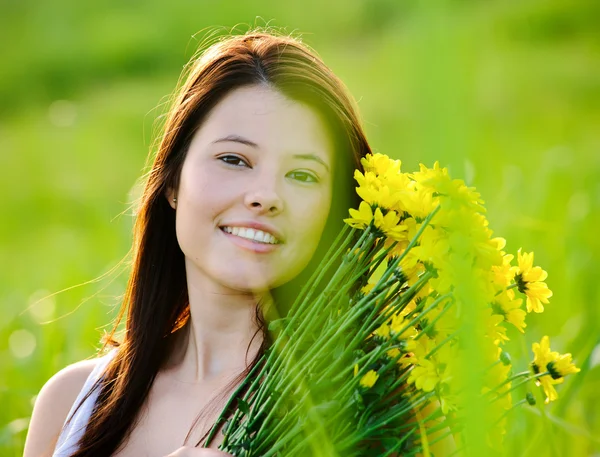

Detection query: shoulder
xmin=23 ymin=356 xmax=106 ymax=457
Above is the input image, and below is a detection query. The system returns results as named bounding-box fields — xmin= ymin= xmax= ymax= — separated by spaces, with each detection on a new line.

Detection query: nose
xmin=244 ymin=181 xmax=284 ymax=216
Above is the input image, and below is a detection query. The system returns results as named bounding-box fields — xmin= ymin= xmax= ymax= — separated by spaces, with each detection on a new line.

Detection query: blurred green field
xmin=1 ymin=0 xmax=599 ymax=455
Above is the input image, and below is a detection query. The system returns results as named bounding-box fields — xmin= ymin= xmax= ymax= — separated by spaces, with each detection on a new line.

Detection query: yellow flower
xmin=531 ymin=336 xmax=558 ymax=373
xmin=523 ymin=281 xmax=552 ymax=313
xmin=413 ymin=161 xmax=484 ymax=213
xmin=360 ymin=369 xmax=379 ymax=389
xmin=420 ymin=300 xmax=458 ymax=341
xmin=401 ymin=335 xmax=434 ymax=367
xmin=406 ymin=338 xmax=454 ymax=392
xmin=537 ymin=375 xmax=561 ymax=404
xmin=373 ymin=207 xmax=408 ymax=241
xmin=548 ymin=353 xmax=580 ymax=379
xmin=345 ymin=202 xmax=407 ymax=241
xmin=408 ymin=359 xmax=441 ymax=392
xmin=397 ymin=182 xmax=438 ymax=219
xmin=355 ymin=154 xmax=442 ymax=218
xmin=492 ymin=253 xmax=514 ymax=290
xmin=353 ymin=158 xmax=406 ymax=212
xmin=361 ymin=152 xmax=401 ymax=176
xmin=375 ymin=311 xmax=417 ymax=350
xmin=438 ymin=391 xmax=459 ymax=415
xmin=373 ymin=322 xmax=391 ymax=340
xmin=354 ymin=169 xmax=380 ymax=189
xmin=356 ymin=184 xmax=402 ymax=211
xmin=412 ymin=161 xmax=449 ymax=186
xmin=531 ymin=336 xmax=580 ymax=404
xmin=435 ymin=210 xmax=502 ymax=269
xmin=514 ymin=249 xmax=553 ymax=313
xmin=409 ymin=225 xmax=450 ymax=268
xmin=386 ymin=347 xmax=401 ymax=360
xmin=344 ymin=201 xmax=373 ymax=229
xmin=390 ymin=313 xmax=418 ymax=340
xmin=491 ymin=290 xmax=526 ymax=333
xmin=491 ymin=237 xmax=507 ymax=251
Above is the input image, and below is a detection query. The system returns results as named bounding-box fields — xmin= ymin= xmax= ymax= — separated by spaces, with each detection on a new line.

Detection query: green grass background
xmin=1 ymin=0 xmax=599 ymax=455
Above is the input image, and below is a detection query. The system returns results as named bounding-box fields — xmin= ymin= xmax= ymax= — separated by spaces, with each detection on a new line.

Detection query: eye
xmin=218 ymin=154 xmax=249 ymax=167
xmin=287 ymin=171 xmax=319 ymax=183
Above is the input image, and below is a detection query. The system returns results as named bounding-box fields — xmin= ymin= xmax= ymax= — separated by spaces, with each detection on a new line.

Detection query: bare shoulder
xmin=23 ymin=357 xmax=101 ymax=457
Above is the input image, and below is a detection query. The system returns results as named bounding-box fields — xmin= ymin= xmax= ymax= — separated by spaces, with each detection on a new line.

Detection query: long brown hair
xmin=67 ymin=27 xmax=372 ymax=456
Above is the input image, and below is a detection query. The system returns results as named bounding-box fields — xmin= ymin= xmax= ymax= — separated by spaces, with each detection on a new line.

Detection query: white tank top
xmin=52 ymin=349 xmax=117 ymax=456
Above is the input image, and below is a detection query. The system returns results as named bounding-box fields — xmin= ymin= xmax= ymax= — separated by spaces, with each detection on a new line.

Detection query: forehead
xmin=191 ymin=85 xmax=334 ymax=161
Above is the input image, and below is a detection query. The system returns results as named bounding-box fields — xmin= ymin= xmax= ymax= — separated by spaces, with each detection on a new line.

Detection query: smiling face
xmin=170 ymin=85 xmax=334 ymax=294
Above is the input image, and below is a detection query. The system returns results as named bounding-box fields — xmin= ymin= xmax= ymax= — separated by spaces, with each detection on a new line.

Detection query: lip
xmin=218 ymin=220 xmax=285 ymax=244
xmin=219 ymin=227 xmax=281 ymax=254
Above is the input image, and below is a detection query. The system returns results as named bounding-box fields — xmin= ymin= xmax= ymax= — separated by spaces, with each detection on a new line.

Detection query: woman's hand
xmin=165 ymin=446 xmax=234 ymax=457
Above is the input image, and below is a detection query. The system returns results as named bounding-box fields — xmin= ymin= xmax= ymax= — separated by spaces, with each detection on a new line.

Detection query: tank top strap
xmin=52 ymin=348 xmax=117 ymax=456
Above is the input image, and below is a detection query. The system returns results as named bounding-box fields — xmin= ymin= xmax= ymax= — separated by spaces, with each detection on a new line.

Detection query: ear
xmin=165 ymin=187 xmax=177 ymax=210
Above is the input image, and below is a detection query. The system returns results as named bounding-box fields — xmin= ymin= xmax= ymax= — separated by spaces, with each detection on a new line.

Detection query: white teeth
xmin=221 ymin=226 xmax=278 ymax=244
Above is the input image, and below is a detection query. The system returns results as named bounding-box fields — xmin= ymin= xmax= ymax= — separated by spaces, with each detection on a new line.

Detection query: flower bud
xmin=500 ymin=350 xmax=512 ymax=366
xmin=526 ymin=392 xmax=536 ymax=406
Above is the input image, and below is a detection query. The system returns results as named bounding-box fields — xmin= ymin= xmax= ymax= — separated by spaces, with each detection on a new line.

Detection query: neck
xmin=166 ymin=267 xmax=267 ymax=383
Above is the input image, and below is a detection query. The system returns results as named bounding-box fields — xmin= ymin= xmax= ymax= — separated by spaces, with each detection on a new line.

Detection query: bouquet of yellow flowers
xmin=205 ymin=153 xmax=579 ymax=456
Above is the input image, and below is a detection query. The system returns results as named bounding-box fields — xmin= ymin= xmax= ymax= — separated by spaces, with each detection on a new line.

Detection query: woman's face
xmin=171 ymin=85 xmax=334 ymax=293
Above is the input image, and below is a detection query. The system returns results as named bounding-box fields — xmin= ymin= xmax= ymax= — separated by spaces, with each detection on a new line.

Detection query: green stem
xmin=203 ymin=354 xmax=266 ymax=447
xmin=495 ymin=282 xmax=518 ymax=297
xmin=425 ymin=329 xmax=461 ymax=360
xmin=485 ymin=359 xmax=502 ymax=372
xmin=259 ymin=207 xmax=441 ymax=426
xmin=221 ymin=207 xmax=442 ymax=451
xmin=321 ymin=279 xmax=431 ymax=404
xmin=291 ymin=223 xmax=353 ymax=310
xmin=245 ymin=231 xmax=374 ymax=419
xmin=490 ymin=371 xmax=551 ymax=402
xmin=487 ymin=370 xmax=549 ymax=395
xmin=485 ymin=370 xmax=531 ymax=394
xmin=361 ymin=392 xmax=435 ymax=436
xmin=226 ymin=227 xmax=361 ymax=437
xmin=381 ymin=426 xmax=419 ymax=457
xmin=250 ymin=277 xmax=409 ymax=446
xmin=334 ymin=282 xmax=441 ymax=404
xmin=345 ymin=272 xmax=436 ymax=362
xmin=269 ymin=275 xmax=399 ymax=394
xmin=492 ymin=398 xmax=528 ymax=427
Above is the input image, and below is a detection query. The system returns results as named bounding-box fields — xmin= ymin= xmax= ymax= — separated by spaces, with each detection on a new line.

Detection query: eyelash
xmin=218 ymin=154 xmax=320 ymax=183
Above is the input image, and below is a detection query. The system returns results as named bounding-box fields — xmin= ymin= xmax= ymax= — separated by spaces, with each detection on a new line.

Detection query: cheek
xmin=177 ymin=175 xmax=213 ymax=229
xmin=295 ymin=188 xmax=333 ymax=247
xmin=174 ymin=167 xmax=230 ymax=253
xmin=178 ymin=164 xmax=239 ymax=217
xmin=270 ymin=190 xmax=332 ymax=288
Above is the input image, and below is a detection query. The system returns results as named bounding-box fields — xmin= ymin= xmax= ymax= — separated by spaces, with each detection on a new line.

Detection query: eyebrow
xmin=211 ymin=134 xmax=330 ymax=172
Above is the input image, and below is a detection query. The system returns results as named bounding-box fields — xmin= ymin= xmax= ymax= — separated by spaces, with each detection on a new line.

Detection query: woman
xmin=24 ymin=29 xmax=371 ymax=457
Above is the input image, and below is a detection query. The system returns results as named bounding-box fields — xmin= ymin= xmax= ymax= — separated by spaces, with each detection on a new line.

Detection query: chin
xmin=216 ymin=266 xmax=278 ymax=293
xmin=223 ymin=266 xmax=301 ymax=294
